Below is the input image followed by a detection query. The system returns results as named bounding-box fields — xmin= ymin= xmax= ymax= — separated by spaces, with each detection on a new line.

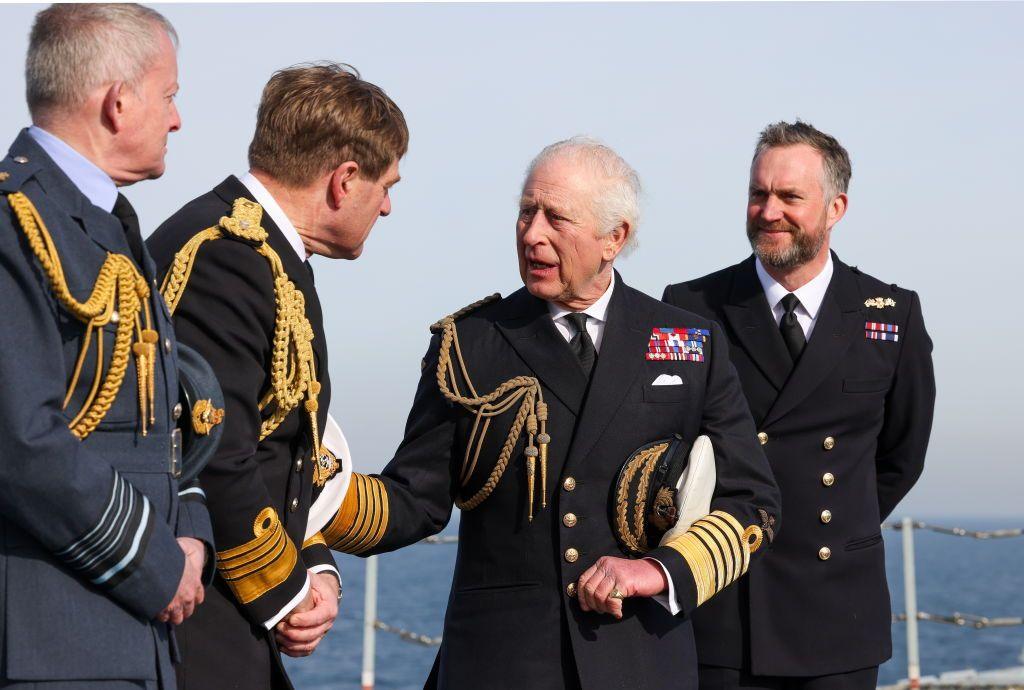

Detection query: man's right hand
xmin=158 ymin=536 xmax=206 ymax=625
xmin=275 ymin=573 xmax=338 ymax=657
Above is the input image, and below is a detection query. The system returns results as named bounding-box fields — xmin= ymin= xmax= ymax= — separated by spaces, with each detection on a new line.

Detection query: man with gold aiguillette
xmin=308 ymin=137 xmax=781 ymax=689
xmin=0 ymin=5 xmax=214 ymax=688
xmin=146 ymin=64 xmax=407 ymax=689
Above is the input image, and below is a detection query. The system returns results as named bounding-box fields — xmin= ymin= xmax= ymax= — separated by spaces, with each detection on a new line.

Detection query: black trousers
xmin=699 ymin=665 xmax=879 ymax=690
xmin=175 ymin=578 xmax=291 ymax=690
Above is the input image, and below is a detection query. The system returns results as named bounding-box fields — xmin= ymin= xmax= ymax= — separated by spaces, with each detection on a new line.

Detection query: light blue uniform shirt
xmin=27 ymin=125 xmax=118 ymax=213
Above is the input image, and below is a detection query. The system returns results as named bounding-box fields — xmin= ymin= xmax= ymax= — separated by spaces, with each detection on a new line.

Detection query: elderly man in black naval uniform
xmin=0 ymin=4 xmax=213 ymax=689
xmin=147 ymin=64 xmax=407 ymax=689
xmin=306 ymin=137 xmax=781 ymax=689
xmin=663 ymin=121 xmax=936 ymax=690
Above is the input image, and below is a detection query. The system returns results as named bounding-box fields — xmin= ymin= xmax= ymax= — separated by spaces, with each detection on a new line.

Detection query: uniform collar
xmin=755 ymin=252 xmax=833 ymax=320
xmin=238 ymin=171 xmax=308 ymax=262
xmin=27 ymin=125 xmax=118 ymax=213
xmin=547 ymin=270 xmax=616 ymax=324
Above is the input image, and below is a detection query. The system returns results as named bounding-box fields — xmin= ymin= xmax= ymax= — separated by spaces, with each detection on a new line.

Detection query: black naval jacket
xmin=663 ymin=253 xmax=935 ymax=676
xmin=148 ymin=176 xmax=336 ymax=688
xmin=341 ymin=277 xmax=780 ymax=690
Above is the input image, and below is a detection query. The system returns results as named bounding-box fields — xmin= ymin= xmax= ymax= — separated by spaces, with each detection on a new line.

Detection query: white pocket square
xmin=652 ymin=374 xmax=684 ymax=386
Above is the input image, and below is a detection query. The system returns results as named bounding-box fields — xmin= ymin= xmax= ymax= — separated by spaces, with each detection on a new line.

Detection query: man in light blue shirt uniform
xmin=0 ymin=5 xmax=213 ymax=688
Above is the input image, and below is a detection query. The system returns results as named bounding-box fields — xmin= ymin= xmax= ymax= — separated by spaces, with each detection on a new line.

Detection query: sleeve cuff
xmin=262 ymin=573 xmax=310 ymax=630
xmin=645 ymin=557 xmax=682 ymax=615
xmin=175 ymin=492 xmax=215 ymax=586
xmin=646 ymin=545 xmax=698 ymax=617
xmin=310 ymin=563 xmax=340 ymax=581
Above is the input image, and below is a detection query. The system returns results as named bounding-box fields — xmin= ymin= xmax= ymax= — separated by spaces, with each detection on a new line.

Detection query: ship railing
xmin=885 ymin=517 xmax=1023 ymax=690
xmin=359 ymin=519 xmax=1024 ymax=690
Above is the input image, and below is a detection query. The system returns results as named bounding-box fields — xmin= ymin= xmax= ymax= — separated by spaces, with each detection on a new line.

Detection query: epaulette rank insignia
xmin=647 ymin=327 xmax=709 ymax=362
xmin=864 ymin=297 xmax=896 ymax=309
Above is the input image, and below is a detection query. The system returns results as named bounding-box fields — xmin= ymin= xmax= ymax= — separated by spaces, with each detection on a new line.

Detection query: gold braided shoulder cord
xmin=160 ymin=198 xmax=323 ymax=469
xmin=431 ymin=295 xmax=554 ymax=521
xmin=7 ymin=192 xmax=157 ymax=439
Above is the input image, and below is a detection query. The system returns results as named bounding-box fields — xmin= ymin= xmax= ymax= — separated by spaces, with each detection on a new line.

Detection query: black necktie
xmin=112 ymin=193 xmax=146 ymax=267
xmin=566 ymin=312 xmax=597 ymax=378
xmin=779 ymin=293 xmax=806 ymax=362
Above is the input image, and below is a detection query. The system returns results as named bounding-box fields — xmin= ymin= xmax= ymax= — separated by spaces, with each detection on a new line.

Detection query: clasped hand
xmin=275 ymin=571 xmax=340 ymax=657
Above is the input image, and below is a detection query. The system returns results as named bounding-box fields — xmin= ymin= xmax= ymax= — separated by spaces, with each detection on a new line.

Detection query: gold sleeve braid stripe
xmin=159 ymin=197 xmax=323 ymax=462
xmin=302 ymin=532 xmax=327 ymax=550
xmin=664 ymin=510 xmax=764 ymax=607
xmin=322 ymin=473 xmax=388 ymax=555
xmin=217 ymin=507 xmax=298 ymax=604
xmin=7 ymin=192 xmax=158 ymax=438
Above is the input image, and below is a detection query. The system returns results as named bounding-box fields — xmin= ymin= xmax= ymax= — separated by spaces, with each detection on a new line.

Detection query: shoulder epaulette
xmin=429 ymin=293 xmax=501 ymax=334
xmin=218 ymin=197 xmax=269 ymax=247
xmin=0 ymin=154 xmax=43 ymax=194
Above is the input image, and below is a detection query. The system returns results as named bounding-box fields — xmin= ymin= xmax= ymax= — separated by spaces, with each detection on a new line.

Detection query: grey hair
xmin=26 ymin=3 xmax=178 ymax=117
xmin=525 ymin=136 xmax=642 ymax=254
xmin=753 ymin=120 xmax=852 ymax=200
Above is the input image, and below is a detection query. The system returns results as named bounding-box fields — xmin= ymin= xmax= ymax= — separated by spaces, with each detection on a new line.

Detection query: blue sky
xmin=2 ymin=2 xmax=1021 ymax=518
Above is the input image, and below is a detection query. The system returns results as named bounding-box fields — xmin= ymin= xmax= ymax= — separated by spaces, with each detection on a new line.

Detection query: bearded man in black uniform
xmin=663 ymin=121 xmax=936 ymax=690
xmin=306 ymin=137 xmax=781 ymax=689
xmin=147 ymin=64 xmax=407 ymax=689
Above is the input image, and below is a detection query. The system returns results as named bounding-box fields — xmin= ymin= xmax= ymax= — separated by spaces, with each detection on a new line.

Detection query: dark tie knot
xmin=780 ymin=293 xmax=801 ymax=317
xmin=566 ymin=312 xmax=589 ymax=335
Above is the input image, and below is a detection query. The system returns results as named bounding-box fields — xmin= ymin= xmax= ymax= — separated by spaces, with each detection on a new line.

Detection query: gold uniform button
xmin=295 ymin=458 xmax=304 ymax=472
xmin=818 ymin=546 xmax=832 ymax=561
xmin=566 ymin=582 xmax=577 ymax=598
xmin=822 ymin=472 xmax=835 ymax=487
xmin=563 ymin=477 xmax=577 ymax=492
xmin=823 ymin=436 xmax=836 ymax=451
xmin=172 ymin=403 xmax=183 ymax=420
xmin=563 ymin=513 xmax=578 ymax=528
xmin=758 ymin=432 xmax=768 ymax=446
xmin=564 ymin=548 xmax=579 ymax=563
xmin=110 ymin=310 xmax=120 ymax=324
xmin=289 ymin=497 xmax=299 ymax=512
xmin=820 ymin=510 xmax=832 ymax=524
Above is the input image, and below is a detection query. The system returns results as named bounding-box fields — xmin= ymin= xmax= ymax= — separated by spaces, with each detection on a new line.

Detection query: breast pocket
xmin=642 ymin=382 xmax=689 ymax=403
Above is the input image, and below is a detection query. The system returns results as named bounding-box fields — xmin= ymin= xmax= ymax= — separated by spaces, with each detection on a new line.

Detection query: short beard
xmin=746 ymin=218 xmax=826 ymax=270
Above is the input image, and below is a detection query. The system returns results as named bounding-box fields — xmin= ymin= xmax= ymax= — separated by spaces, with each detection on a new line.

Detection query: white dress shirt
xmin=27 ymin=126 xmax=118 ymax=212
xmin=755 ymin=254 xmax=834 ymax=340
xmin=237 ymin=172 xmax=340 ymax=628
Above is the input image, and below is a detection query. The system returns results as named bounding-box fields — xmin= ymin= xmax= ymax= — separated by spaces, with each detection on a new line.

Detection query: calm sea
xmin=286 ymin=517 xmax=1024 ymax=689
